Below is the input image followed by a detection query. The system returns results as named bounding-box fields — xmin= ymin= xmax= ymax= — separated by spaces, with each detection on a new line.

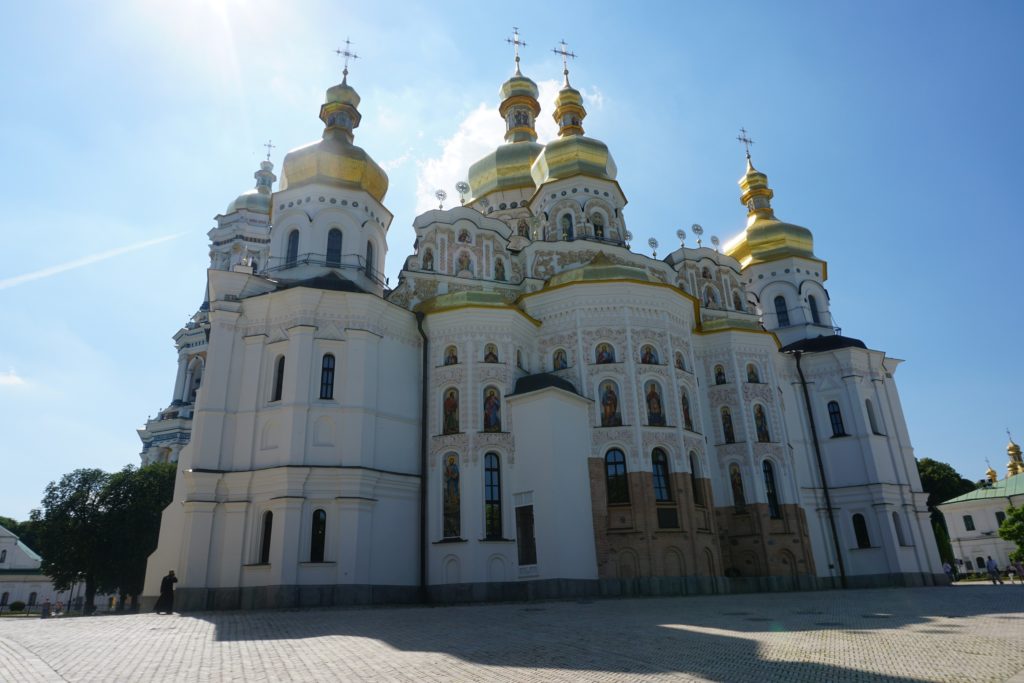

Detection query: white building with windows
xmin=141 ymin=53 xmax=943 ymax=611
xmin=938 ymin=441 xmax=1024 ymax=574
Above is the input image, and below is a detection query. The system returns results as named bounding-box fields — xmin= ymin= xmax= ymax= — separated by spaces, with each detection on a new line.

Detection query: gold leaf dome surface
xmin=226 ymin=188 xmax=271 ymax=215
xmin=468 ymin=141 xmax=545 ymax=198
xmin=279 ymin=134 xmax=389 ymax=201
xmin=530 ymin=135 xmax=617 ymax=187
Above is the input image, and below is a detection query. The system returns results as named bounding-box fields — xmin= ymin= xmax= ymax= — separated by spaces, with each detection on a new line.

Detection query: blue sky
xmin=2 ymin=1 xmax=1022 ymax=520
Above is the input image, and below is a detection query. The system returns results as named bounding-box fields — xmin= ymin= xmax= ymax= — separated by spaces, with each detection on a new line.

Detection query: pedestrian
xmin=943 ymin=562 xmax=955 ymax=583
xmin=1015 ymin=560 xmax=1024 ymax=583
xmin=986 ymin=556 xmax=1004 ymax=585
xmin=154 ymin=570 xmax=178 ymax=614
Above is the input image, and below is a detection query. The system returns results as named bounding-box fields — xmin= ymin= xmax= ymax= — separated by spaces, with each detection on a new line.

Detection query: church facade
xmin=141 ymin=51 xmax=943 ymax=610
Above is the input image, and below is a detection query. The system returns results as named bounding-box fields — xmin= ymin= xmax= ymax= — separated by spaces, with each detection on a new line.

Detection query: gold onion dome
xmin=468 ymin=67 xmax=544 ymax=200
xmin=724 ymin=155 xmax=815 ymax=268
xmin=530 ymin=73 xmax=616 ymax=187
xmin=279 ymin=73 xmax=388 ymax=202
xmin=986 ymin=465 xmax=999 ymax=482
xmin=1008 ymin=438 xmax=1023 ymax=477
xmin=226 ymin=160 xmax=276 ymax=214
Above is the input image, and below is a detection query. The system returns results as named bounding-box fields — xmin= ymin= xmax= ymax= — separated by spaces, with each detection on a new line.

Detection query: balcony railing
xmin=262 ymin=252 xmax=388 ymax=288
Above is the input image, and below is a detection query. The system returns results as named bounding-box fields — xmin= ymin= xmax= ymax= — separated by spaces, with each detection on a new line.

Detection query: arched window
xmin=828 ymin=401 xmax=846 ymax=436
xmin=286 ymin=230 xmax=299 ymax=267
xmin=680 ymin=389 xmax=694 ymax=431
xmin=0 ymin=550 xmax=5 ymax=563
xmin=892 ymin=511 xmax=908 ymax=546
xmin=483 ymin=343 xmax=499 ymax=363
xmin=271 ymin=356 xmax=285 ymax=402
xmin=484 ymin=453 xmax=502 ymax=539
xmin=319 ymin=354 xmax=335 ymax=399
xmin=746 ymin=363 xmax=760 ymax=383
xmin=652 ymin=449 xmax=672 ymax=502
xmin=442 ymin=388 xmax=459 ymax=435
xmin=595 ymin=343 xmax=615 ymax=364
xmin=733 ymin=291 xmax=744 ymax=311
xmin=422 ymin=248 xmax=434 ymax=271
xmin=365 ymin=241 xmax=375 ymax=279
xmin=310 ymin=509 xmax=326 ymax=562
xmin=444 ymin=346 xmax=458 ymax=366
xmin=28 ymin=592 xmax=36 ymax=607
xmin=774 ymin=295 xmax=790 ymax=327
xmin=714 ymin=364 xmax=726 ymax=385
xmin=808 ymin=295 xmax=821 ymax=325
xmin=976 ymin=556 xmax=985 ymax=571
xmin=753 ymin=404 xmax=771 ymax=443
xmin=701 ymin=267 xmax=711 ymax=280
xmin=852 ymin=513 xmax=871 ymax=549
xmin=516 ymin=349 xmax=523 ymax=369
xmin=605 ymin=449 xmax=629 ymax=504
xmin=443 ymin=453 xmax=461 ymax=538
xmin=187 ymin=358 xmax=204 ymax=403
xmin=866 ymin=399 xmax=882 ymax=435
xmin=326 ymin=228 xmax=343 ymax=267
xmin=640 ymin=345 xmax=659 ymax=365
xmin=592 ymin=213 xmax=605 ymax=239
xmin=483 ymin=386 xmax=501 ymax=432
xmin=560 ymin=213 xmax=574 ymax=240
xmin=552 ymin=348 xmax=568 ymax=370
xmin=721 ymin=407 xmax=736 ymax=444
xmin=259 ymin=511 xmax=273 ymax=563
xmin=689 ymin=451 xmax=705 ymax=506
xmin=763 ymin=461 xmax=781 ymax=519
xmin=674 ymin=352 xmax=685 ymax=372
xmin=729 ymin=463 xmax=746 ymax=510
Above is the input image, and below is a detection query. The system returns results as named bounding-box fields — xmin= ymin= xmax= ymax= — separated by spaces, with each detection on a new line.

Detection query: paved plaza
xmin=1 ymin=585 xmax=1023 ymax=682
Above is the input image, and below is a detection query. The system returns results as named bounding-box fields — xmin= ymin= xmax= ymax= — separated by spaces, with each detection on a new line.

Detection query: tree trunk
xmin=84 ymin=576 xmax=96 ymax=615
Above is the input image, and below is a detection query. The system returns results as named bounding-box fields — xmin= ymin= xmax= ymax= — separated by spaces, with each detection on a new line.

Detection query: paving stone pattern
xmin=1 ymin=585 xmax=1023 ymax=682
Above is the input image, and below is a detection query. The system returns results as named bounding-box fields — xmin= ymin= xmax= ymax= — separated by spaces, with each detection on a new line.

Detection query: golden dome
xmin=278 ymin=76 xmax=388 ymax=202
xmin=724 ymin=155 xmax=817 ymax=268
xmin=987 ymin=465 xmax=999 ymax=482
xmin=468 ymin=69 xmax=543 ymax=200
xmin=225 ymin=160 xmax=275 ymax=214
xmin=530 ymin=78 xmax=616 ymax=187
xmin=1009 ymin=440 xmax=1021 ymax=457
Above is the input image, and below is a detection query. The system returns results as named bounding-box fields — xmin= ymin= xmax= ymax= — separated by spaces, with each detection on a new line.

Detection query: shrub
xmin=9 ymin=601 xmax=25 ymax=612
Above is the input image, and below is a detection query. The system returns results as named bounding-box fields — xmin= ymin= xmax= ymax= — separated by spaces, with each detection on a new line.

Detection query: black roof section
xmin=274 ymin=271 xmax=367 ymax=294
xmin=779 ymin=334 xmax=867 ymax=354
xmin=508 ymin=373 xmax=579 ymax=397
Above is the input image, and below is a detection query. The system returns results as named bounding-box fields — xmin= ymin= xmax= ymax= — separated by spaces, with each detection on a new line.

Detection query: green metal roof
xmin=940 ymin=474 xmax=1024 ymax=504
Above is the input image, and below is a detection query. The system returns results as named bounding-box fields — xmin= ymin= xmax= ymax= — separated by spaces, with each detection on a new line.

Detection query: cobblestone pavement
xmin=2 ymin=585 xmax=1023 ymax=682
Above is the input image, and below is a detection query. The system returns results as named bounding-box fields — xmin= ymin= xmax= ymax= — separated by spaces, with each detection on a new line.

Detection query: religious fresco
xmin=754 ymin=404 xmax=771 ymax=443
xmin=640 ymin=344 xmax=659 ymax=365
xmin=645 ymin=381 xmax=666 ymax=426
xmin=443 ymin=388 xmax=459 ymax=434
xmin=747 ymin=363 xmax=760 ymax=383
xmin=457 ymin=229 xmax=472 ymax=243
xmin=443 ymin=453 xmax=461 ymax=537
xmin=599 ymin=380 xmax=622 ymax=427
xmin=552 ymin=348 xmax=568 ymax=371
xmin=494 ymin=259 xmax=506 ymax=281
xmin=714 ymin=365 xmax=727 ymax=385
xmin=444 ymin=346 xmax=458 ymax=366
xmin=457 ymin=251 xmax=473 ymax=274
xmin=729 ymin=463 xmax=746 ymax=510
xmin=681 ymin=390 xmax=694 ymax=431
xmin=721 ymin=406 xmax=735 ymax=443
xmin=675 ymin=351 xmax=685 ymax=371
xmin=595 ymin=343 xmax=615 ymax=364
xmin=484 ymin=343 xmax=499 ymax=363
xmin=422 ymin=249 xmax=434 ymax=271
xmin=483 ymin=387 xmax=501 ymax=432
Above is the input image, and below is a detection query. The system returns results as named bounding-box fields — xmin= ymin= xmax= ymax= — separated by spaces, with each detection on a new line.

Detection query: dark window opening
xmin=310 ymin=509 xmax=326 ymax=562
xmin=515 ymin=505 xmax=537 ymax=565
xmin=605 ymin=449 xmax=629 ymax=504
xmin=320 ymin=354 xmax=335 ymax=399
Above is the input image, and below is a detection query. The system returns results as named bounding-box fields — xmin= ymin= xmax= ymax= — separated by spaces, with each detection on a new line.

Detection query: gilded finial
xmin=263 ymin=139 xmax=276 ymax=162
xmin=552 ymin=39 xmax=576 ymax=87
xmin=737 ymin=127 xmax=755 ymax=161
xmin=506 ymin=27 xmax=526 ymax=76
xmin=335 ymin=38 xmax=360 ymax=85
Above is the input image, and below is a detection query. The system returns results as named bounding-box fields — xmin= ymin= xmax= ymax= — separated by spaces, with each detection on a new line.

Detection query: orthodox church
xmin=141 ymin=43 xmax=943 ymax=610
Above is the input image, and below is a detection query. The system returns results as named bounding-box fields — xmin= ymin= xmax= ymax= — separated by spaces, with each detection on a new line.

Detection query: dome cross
xmin=552 ymin=39 xmax=577 ymax=86
xmin=263 ymin=139 xmax=276 ymax=162
xmin=737 ymin=127 xmax=755 ymax=159
xmin=335 ymin=38 xmax=360 ymax=83
xmin=506 ymin=27 xmax=527 ymax=75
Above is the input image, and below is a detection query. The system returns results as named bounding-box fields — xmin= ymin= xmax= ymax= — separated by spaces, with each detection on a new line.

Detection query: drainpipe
xmin=415 ymin=312 xmax=429 ymax=602
xmin=792 ymin=350 xmax=848 ymax=589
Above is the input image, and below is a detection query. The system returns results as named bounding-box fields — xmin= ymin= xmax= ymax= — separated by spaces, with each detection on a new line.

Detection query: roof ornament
xmin=737 ymin=127 xmax=755 ymax=160
xmin=691 ymin=223 xmax=704 ymax=248
xmin=455 ymin=181 xmax=470 ymax=206
xmin=263 ymin=139 xmax=276 ymax=162
xmin=648 ymin=237 xmax=658 ymax=258
xmin=334 ymin=38 xmax=360 ymax=85
xmin=552 ymin=39 xmax=577 ymax=87
xmin=506 ymin=27 xmax=527 ymax=75
xmin=676 ymin=228 xmax=686 ymax=247
xmin=435 ymin=189 xmax=447 ymax=210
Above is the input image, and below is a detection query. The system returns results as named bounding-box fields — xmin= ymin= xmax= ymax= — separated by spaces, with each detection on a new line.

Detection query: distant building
xmin=938 ymin=440 xmax=1024 ymax=573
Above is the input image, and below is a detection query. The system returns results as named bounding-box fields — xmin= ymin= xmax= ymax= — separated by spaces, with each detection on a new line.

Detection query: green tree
xmin=999 ymin=506 xmax=1024 ymax=561
xmin=30 ymin=469 xmax=111 ymax=614
xmin=97 ymin=463 xmax=176 ymax=606
xmin=932 ymin=521 xmax=954 ymax=564
xmin=917 ymin=458 xmax=976 ymax=527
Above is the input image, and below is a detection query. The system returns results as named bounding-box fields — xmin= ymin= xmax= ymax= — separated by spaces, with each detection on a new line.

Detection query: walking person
xmin=943 ymin=562 xmax=955 ymax=583
xmin=985 ymin=556 xmax=1004 ymax=585
xmin=153 ymin=570 xmax=178 ymax=614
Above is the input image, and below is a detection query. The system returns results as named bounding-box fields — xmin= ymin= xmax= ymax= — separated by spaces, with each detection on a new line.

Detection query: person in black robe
xmin=154 ymin=570 xmax=178 ymax=614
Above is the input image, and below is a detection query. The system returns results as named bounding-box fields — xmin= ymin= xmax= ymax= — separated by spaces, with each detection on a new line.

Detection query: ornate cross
xmin=506 ymin=27 xmax=526 ymax=73
xmin=552 ymin=39 xmax=576 ymax=84
xmin=263 ymin=139 xmax=276 ymax=162
xmin=335 ymin=38 xmax=360 ymax=79
xmin=737 ymin=127 xmax=755 ymax=157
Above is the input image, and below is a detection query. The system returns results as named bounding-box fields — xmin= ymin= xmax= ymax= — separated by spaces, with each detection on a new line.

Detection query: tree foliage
xmin=917 ymin=458 xmax=976 ymax=526
xmin=999 ymin=505 xmax=1024 ymax=561
xmin=29 ymin=463 xmax=176 ymax=612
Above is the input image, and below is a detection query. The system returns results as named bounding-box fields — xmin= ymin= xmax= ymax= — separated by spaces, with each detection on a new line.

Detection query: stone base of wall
xmin=139 ymin=571 xmax=949 ymax=612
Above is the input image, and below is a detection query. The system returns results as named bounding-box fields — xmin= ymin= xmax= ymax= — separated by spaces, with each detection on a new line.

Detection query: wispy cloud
xmin=0 ymin=233 xmax=186 ymax=290
xmin=0 ymin=369 xmax=26 ymax=387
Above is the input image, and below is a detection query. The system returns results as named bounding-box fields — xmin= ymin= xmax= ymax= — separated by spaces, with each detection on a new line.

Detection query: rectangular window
xmin=656 ymin=507 xmax=679 ymax=529
xmin=484 ymin=453 xmax=502 ymax=539
xmin=963 ymin=515 xmax=975 ymax=531
xmin=515 ymin=505 xmax=537 ymax=566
